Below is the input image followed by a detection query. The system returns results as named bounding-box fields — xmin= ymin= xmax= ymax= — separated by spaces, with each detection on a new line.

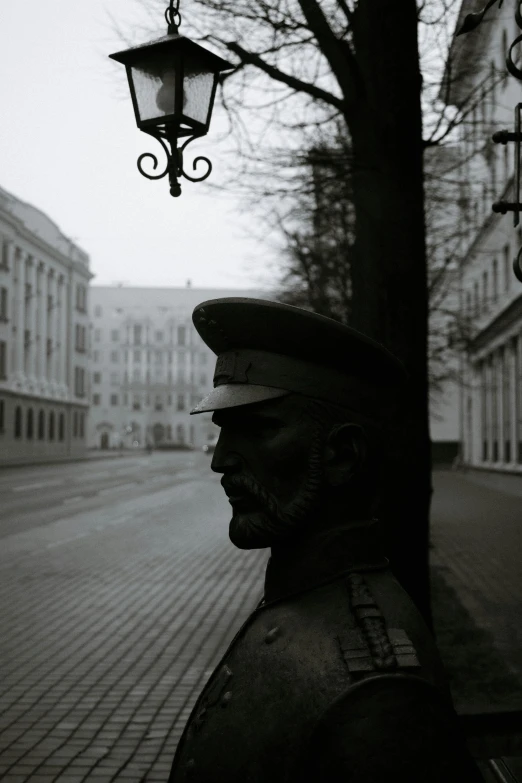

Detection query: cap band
xmin=212 ymin=349 xmax=381 ymax=413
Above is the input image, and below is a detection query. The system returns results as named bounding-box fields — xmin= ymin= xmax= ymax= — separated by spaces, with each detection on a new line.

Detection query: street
xmin=0 ymin=459 xmax=521 ymax=781
xmin=0 ymin=452 xmax=268 ymax=782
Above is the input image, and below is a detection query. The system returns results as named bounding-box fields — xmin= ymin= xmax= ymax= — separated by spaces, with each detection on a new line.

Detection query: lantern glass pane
xmin=131 ymin=50 xmax=178 ymax=122
xmin=183 ymin=53 xmax=215 ymax=125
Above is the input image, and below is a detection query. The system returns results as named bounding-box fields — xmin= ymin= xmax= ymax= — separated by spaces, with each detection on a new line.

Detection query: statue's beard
xmin=223 ymin=434 xmax=324 ymax=549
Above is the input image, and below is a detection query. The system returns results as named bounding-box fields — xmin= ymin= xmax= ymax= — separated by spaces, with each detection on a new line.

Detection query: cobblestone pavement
xmin=2 ymin=463 xmax=521 ymax=781
xmin=430 ymin=469 xmax=522 ymax=681
xmin=0 ymin=464 xmax=267 ymax=782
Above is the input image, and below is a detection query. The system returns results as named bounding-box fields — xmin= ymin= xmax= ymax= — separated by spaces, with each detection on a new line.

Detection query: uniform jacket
xmin=168 ymin=521 xmax=483 ymax=782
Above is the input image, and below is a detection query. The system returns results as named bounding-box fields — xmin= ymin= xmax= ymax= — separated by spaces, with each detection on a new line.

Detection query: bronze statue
xmin=168 ymin=298 xmax=483 ymax=782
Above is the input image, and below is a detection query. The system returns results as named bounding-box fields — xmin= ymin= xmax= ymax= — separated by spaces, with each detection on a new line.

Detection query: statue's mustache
xmin=221 ymin=475 xmax=280 ymax=517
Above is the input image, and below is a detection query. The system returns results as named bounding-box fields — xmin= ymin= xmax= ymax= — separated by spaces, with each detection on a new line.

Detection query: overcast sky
xmin=0 ymin=0 xmax=276 ymax=290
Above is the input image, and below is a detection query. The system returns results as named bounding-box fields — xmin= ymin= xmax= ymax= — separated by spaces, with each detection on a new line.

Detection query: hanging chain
xmin=165 ymin=0 xmax=182 ymax=30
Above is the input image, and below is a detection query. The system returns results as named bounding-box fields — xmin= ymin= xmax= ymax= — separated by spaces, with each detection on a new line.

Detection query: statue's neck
xmin=263 ymin=519 xmax=388 ymax=604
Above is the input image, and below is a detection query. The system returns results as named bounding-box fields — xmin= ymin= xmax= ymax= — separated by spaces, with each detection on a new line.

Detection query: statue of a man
xmin=168 ymin=298 xmax=483 ymax=782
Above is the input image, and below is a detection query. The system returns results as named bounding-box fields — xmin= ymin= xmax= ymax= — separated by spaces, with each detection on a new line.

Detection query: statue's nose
xmin=210 ymin=435 xmax=242 ymax=474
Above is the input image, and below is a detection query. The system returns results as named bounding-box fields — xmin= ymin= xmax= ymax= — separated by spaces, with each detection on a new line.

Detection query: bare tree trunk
xmin=347 ymin=1 xmax=433 ymax=625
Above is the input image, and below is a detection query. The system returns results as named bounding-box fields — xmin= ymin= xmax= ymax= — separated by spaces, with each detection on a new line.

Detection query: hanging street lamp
xmin=109 ymin=0 xmax=234 ymax=197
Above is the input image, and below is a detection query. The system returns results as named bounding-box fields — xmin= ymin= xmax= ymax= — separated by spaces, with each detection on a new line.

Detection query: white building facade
xmin=0 ymin=185 xmax=92 ymax=465
xmin=88 ymin=286 xmax=263 ymax=451
xmin=445 ymin=1 xmax=522 ymax=473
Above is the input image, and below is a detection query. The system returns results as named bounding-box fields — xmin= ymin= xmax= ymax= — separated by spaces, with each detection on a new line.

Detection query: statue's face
xmin=210 ymin=395 xmax=326 ymax=549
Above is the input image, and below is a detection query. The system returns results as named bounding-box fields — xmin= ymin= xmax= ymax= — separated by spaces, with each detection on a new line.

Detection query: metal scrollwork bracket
xmin=492 ymin=104 xmax=522 ymax=281
xmin=136 ymin=129 xmax=213 ymax=198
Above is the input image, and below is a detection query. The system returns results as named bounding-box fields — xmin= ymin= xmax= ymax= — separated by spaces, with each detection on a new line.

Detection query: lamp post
xmin=109 ymin=0 xmax=233 ymax=197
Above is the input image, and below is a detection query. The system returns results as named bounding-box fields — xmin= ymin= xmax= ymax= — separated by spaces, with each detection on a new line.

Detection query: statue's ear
xmin=323 ymin=423 xmax=367 ymax=488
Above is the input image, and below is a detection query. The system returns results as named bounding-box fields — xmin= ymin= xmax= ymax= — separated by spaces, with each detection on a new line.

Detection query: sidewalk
xmin=430 ymin=469 xmax=522 ymax=704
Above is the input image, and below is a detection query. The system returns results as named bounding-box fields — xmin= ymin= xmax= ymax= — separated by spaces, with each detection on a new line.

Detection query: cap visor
xmin=190 ymin=384 xmax=290 ymax=414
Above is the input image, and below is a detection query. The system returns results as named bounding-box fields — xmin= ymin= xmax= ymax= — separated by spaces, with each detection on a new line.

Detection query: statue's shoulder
xmin=292 ymin=672 xmax=485 ymax=783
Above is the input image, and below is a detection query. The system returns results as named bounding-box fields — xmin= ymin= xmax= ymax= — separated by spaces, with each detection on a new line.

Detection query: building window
xmin=59 ymin=413 xmax=65 ymax=441
xmin=79 ymin=413 xmax=84 ymax=438
xmin=133 ymin=396 xmax=141 ymax=411
xmin=93 ymin=372 xmax=101 ymax=384
xmin=492 ymin=258 xmax=498 ymax=301
xmin=76 ymin=284 xmax=87 ymax=312
xmin=92 ymin=394 xmax=101 ymax=406
xmin=26 ymin=408 xmax=34 ymax=439
xmin=0 ymin=287 xmax=8 ymax=321
xmin=155 ymin=330 xmax=164 ymax=341
xmin=133 ymin=349 xmax=141 ymax=362
xmin=73 ymin=411 xmax=78 ymax=437
xmin=74 ymin=367 xmax=85 ymax=397
xmin=111 ymin=350 xmax=119 ymax=363
xmin=480 ymin=361 xmax=487 ymax=461
xmin=94 ymin=305 xmax=102 ymax=317
xmin=111 ymin=329 xmax=119 ymax=342
xmin=154 ymin=396 xmax=163 ymax=411
xmin=504 ymin=244 xmax=511 ymax=292
xmin=502 ymin=29 xmax=508 ymax=86
xmin=491 ymin=353 xmax=499 ymax=462
xmin=501 ymin=347 xmax=511 ymax=462
xmin=176 ymin=424 xmax=185 ymax=443
xmin=132 ymin=368 xmax=141 ymax=382
xmin=49 ymin=411 xmax=55 ymax=441
xmin=177 ymin=325 xmax=186 ymax=346
xmin=515 ymin=336 xmax=522 ymax=463
xmin=177 ymin=393 xmax=185 ymax=411
xmin=93 ymin=350 xmax=100 ymax=363
xmin=75 ymin=324 xmax=86 ymax=353
xmin=14 ymin=406 xmax=22 ymax=438
xmin=133 ymin=324 xmax=142 ymax=345
xmin=0 ymin=398 xmax=4 ymax=432
xmin=0 ymin=340 xmax=6 ymax=379
xmin=94 ymin=329 xmax=101 ymax=342
xmin=38 ymin=409 xmax=45 ymax=439
xmin=110 ymin=394 xmax=119 ymax=406
xmin=124 ymin=393 xmax=128 ymax=406
xmin=0 ymin=240 xmax=9 ymax=270
xmin=482 ymin=270 xmax=488 ymax=311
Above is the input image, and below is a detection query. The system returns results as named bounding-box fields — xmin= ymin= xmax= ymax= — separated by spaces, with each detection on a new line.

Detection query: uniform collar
xmin=263 ymin=519 xmax=388 ymax=604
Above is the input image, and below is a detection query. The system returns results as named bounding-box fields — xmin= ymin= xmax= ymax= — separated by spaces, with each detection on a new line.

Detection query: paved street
xmin=0 ymin=453 xmax=268 ymax=782
xmin=0 ymin=460 xmax=521 ymax=781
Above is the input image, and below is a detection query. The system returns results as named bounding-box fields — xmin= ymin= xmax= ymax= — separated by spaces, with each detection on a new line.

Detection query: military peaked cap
xmin=190 ymin=298 xmax=407 ymax=415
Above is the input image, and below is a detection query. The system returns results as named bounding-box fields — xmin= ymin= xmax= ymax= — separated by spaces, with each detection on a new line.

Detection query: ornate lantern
xmin=109 ymin=0 xmax=234 ymax=197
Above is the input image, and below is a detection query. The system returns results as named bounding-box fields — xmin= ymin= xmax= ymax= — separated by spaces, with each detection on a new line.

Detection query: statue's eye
xmin=246 ymin=415 xmax=281 ymax=433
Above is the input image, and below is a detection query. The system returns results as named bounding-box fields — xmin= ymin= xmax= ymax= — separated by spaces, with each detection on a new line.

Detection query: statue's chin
xmin=229 ymin=511 xmax=276 ymax=550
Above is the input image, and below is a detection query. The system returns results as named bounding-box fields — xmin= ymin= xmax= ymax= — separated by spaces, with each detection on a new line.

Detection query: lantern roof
xmin=109 ymin=31 xmax=234 ymax=74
